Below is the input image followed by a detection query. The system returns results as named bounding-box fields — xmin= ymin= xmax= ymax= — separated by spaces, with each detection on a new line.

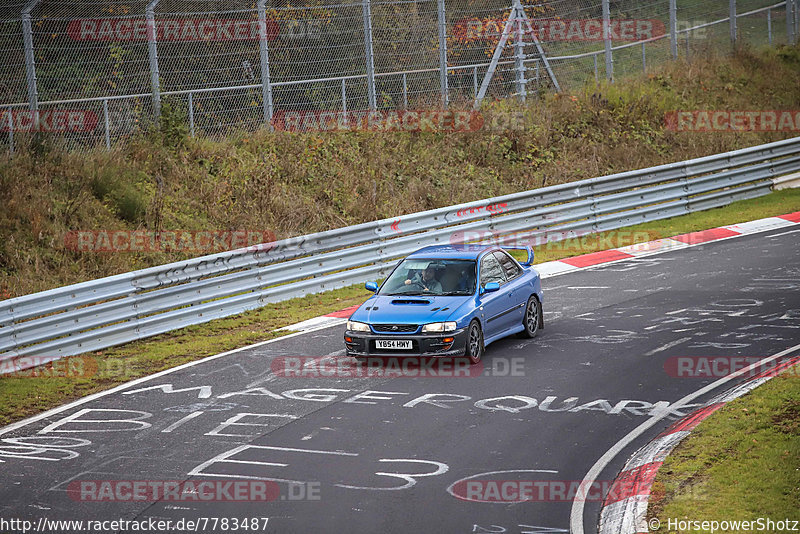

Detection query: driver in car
xmin=404 ymin=264 xmax=442 ymax=293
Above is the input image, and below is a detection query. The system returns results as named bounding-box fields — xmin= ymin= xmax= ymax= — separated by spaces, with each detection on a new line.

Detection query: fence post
xmin=188 ymin=92 xmax=195 ymax=137
xmin=146 ymin=0 xmax=161 ymax=119
xmin=669 ymin=0 xmax=678 ymax=59
xmin=362 ymin=0 xmax=377 ymax=110
xmin=7 ymin=107 xmax=14 ymax=155
xmin=257 ymin=0 xmax=274 ymax=128
xmin=729 ymin=0 xmax=737 ymax=48
xmin=514 ymin=8 xmax=526 ymax=102
xmin=436 ymin=0 xmax=449 ymax=108
xmin=767 ymin=8 xmax=772 ymax=45
xmin=641 ymin=42 xmax=646 ymax=73
xmin=22 ymin=0 xmax=40 ymax=119
xmin=402 ymin=73 xmax=408 ymax=109
xmin=103 ymin=99 xmax=110 ymax=149
xmin=472 ymin=66 xmax=478 ymax=97
xmin=593 ymin=54 xmax=598 ymax=82
xmin=602 ymin=0 xmax=613 ymax=81
xmin=789 ymin=0 xmax=797 ymax=45
xmin=341 ymin=79 xmax=347 ymax=113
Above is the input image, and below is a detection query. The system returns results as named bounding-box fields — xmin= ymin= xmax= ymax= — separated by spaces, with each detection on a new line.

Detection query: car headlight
xmin=346 ymin=320 xmax=371 ymax=332
xmin=421 ymin=321 xmax=457 ymax=333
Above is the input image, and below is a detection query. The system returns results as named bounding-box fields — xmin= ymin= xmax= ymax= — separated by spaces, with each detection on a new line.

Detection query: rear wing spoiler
xmin=501 ymin=246 xmax=534 ymax=267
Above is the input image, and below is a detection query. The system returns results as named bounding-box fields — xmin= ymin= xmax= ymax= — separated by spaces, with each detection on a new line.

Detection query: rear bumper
xmin=344 ymin=327 xmax=468 ymax=357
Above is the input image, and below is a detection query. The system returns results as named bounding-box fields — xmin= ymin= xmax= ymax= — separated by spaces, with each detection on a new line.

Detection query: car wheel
xmin=521 ymin=295 xmax=542 ymax=338
xmin=465 ymin=320 xmax=484 ymax=364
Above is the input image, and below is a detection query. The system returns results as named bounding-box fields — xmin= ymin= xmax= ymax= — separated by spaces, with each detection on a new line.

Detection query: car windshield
xmin=379 ymin=259 xmax=477 ymax=296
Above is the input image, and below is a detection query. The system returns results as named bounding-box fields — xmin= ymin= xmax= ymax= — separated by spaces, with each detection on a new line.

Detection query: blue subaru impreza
xmin=344 ymin=245 xmax=544 ymax=364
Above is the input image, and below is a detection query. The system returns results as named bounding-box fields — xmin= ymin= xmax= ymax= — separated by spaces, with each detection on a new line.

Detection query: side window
xmin=494 ymin=251 xmax=522 ymax=280
xmin=480 ymin=254 xmax=506 ymax=286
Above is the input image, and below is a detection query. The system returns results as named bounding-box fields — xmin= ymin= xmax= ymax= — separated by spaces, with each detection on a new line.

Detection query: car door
xmin=493 ymin=250 xmax=528 ymax=329
xmin=478 ymin=252 xmax=508 ymax=339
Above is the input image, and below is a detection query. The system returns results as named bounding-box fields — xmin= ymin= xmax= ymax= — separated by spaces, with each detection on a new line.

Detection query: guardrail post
xmin=257 ymin=0 xmax=274 ymax=128
xmin=146 ymin=1 xmax=161 ymax=120
xmin=362 ymin=0 xmax=377 ymax=110
xmin=22 ymin=0 xmax=40 ymax=122
xmin=669 ymin=0 xmax=678 ymax=59
xmin=729 ymin=0 xmax=737 ymax=48
xmin=188 ymin=92 xmax=195 ymax=137
xmin=602 ymin=0 xmax=613 ymax=81
xmin=103 ymin=99 xmax=110 ymax=149
xmin=436 ymin=0 xmax=449 ymax=108
xmin=7 ymin=107 xmax=14 ymax=155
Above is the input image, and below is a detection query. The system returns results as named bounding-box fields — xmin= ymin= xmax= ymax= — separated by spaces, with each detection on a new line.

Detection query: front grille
xmin=372 ymin=324 xmax=419 ymax=333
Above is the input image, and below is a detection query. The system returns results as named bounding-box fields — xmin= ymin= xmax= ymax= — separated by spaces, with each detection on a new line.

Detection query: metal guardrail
xmin=1 ymin=136 xmax=800 ymax=372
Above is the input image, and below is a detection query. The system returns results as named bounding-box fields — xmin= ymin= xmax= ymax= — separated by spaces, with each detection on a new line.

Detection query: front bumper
xmin=344 ymin=327 xmax=468 ymax=357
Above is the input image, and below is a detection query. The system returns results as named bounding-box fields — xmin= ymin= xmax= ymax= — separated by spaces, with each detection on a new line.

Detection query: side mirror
xmin=520 ymin=246 xmax=534 ymax=267
xmin=483 ymin=282 xmax=500 ymax=293
xmin=499 ymin=246 xmax=534 ymax=267
xmin=365 ymin=281 xmax=378 ymax=292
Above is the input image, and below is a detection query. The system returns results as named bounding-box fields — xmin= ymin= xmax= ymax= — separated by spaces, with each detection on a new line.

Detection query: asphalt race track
xmin=1 ymin=226 xmax=799 ymax=534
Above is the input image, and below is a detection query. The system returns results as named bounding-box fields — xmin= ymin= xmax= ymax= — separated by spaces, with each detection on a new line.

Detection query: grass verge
xmin=648 ymin=363 xmax=800 ymax=532
xmin=1 ymin=188 xmax=798 ymax=427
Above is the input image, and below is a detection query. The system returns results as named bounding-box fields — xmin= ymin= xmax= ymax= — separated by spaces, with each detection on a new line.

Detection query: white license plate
xmin=375 ymin=339 xmax=412 ymax=350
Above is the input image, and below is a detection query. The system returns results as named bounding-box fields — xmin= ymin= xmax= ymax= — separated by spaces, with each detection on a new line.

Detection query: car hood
xmin=350 ymin=294 xmax=472 ymax=325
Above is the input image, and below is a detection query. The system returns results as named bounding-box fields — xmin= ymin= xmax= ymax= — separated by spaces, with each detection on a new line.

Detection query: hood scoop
xmin=391 ymin=299 xmax=431 ymax=305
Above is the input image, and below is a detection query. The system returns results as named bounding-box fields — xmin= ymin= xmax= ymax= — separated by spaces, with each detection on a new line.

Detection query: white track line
xmin=767 ymin=228 xmax=800 ymax=238
xmin=568 ymin=342 xmax=800 ymax=534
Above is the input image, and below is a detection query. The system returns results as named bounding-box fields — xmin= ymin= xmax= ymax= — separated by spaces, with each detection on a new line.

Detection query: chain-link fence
xmin=1 ymin=0 xmax=797 ymax=151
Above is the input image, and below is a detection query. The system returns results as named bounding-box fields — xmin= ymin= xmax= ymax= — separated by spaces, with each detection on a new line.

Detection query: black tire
xmin=521 ymin=295 xmax=542 ymax=338
xmin=465 ymin=320 xmax=484 ymax=364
